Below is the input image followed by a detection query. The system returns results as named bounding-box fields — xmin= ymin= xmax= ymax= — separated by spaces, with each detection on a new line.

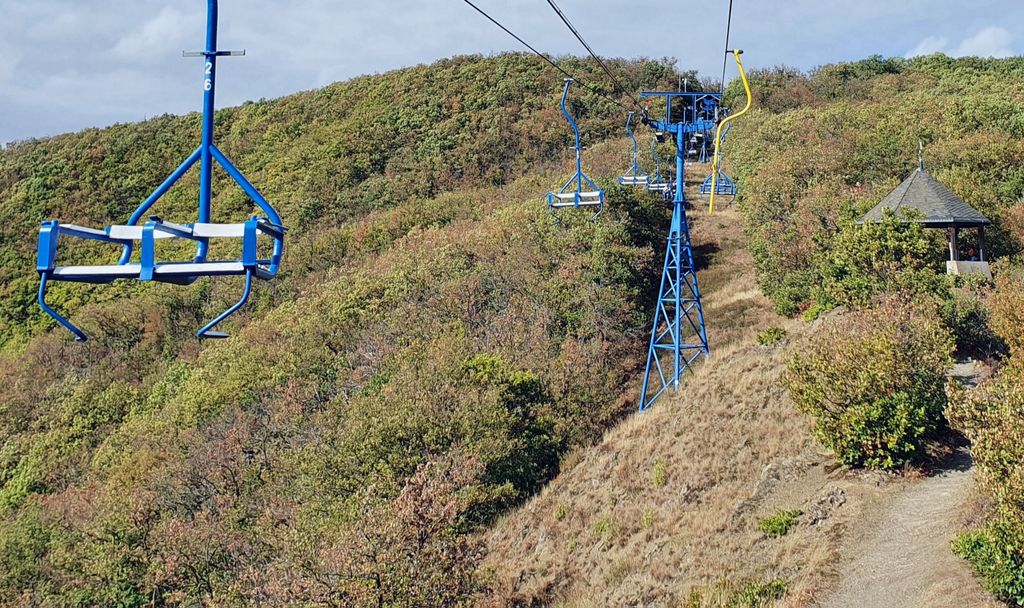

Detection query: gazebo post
xmin=979 ymin=226 xmax=986 ymax=262
xmin=949 ymin=226 xmax=959 ymax=262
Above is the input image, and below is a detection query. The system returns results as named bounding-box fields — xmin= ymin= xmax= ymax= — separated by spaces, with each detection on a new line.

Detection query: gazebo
xmin=859 ymin=153 xmax=992 ymax=277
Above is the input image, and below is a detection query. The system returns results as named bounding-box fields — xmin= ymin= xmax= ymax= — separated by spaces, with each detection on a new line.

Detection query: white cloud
xmin=0 ymin=41 xmax=24 ymax=85
xmin=953 ymin=26 xmax=1015 ymax=58
xmin=906 ymin=35 xmax=948 ymax=58
xmin=3 ymin=0 xmax=1024 ymax=143
xmin=109 ymin=7 xmax=194 ymax=62
xmin=906 ymin=26 xmax=1015 ymax=58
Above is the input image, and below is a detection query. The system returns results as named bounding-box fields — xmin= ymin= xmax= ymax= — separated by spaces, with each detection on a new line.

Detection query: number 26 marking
xmin=204 ymin=62 xmax=213 ymax=91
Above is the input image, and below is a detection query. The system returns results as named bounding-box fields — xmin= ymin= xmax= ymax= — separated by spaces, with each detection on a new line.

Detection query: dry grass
xmin=480 ymin=176 xmax=846 ymax=606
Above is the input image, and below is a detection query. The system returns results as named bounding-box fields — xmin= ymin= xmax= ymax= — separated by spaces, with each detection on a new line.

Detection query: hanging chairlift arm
xmin=618 ymin=112 xmax=650 ymax=186
xmin=709 ymin=49 xmax=752 ymax=215
xmin=547 ymin=78 xmax=604 ymax=218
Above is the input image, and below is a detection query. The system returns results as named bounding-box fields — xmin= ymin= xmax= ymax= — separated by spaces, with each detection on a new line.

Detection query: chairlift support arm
xmin=709 ymin=49 xmax=752 ymax=215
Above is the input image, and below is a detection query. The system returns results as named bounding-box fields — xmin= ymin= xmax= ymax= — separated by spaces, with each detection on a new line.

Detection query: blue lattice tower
xmin=638 ymin=91 xmax=715 ymax=411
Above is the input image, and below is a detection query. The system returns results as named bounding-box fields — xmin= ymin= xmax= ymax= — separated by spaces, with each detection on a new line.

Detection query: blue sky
xmin=1 ymin=0 xmax=1023 ymax=144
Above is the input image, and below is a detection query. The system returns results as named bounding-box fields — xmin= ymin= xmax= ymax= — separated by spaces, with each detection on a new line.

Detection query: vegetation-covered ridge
xmin=0 ymin=53 xmax=689 ymax=605
xmin=727 ymin=54 xmax=1024 ymax=604
xmin=727 ymin=54 xmax=1024 ymax=316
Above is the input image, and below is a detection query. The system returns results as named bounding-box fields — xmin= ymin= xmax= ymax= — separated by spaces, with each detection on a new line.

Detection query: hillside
xmin=0 ymin=54 xmax=692 ymax=605
xmin=2 ymin=50 xmax=1024 ymax=608
xmin=480 ymin=55 xmax=1024 ymax=606
xmin=481 ymin=178 xmax=999 ymax=607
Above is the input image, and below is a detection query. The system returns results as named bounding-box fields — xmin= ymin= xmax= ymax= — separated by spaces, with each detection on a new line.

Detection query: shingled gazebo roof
xmin=859 ymin=167 xmax=991 ymax=228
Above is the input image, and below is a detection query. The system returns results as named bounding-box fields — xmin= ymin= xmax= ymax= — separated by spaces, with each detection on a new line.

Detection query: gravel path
xmin=818 ymin=448 xmax=999 ymax=608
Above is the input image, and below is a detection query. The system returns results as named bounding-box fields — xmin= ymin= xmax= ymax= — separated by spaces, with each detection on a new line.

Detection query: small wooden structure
xmin=859 ymin=154 xmax=992 ymax=278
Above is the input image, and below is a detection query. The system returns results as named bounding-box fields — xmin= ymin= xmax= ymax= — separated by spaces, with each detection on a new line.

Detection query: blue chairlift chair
xmin=643 ymin=134 xmax=675 ymax=204
xmin=37 ymin=0 xmax=285 ymax=341
xmin=547 ymin=78 xmax=605 ymax=219
xmin=617 ymin=112 xmax=649 ymax=188
xmin=647 ymin=135 xmax=673 ymax=195
xmin=699 ymin=123 xmax=737 ymax=198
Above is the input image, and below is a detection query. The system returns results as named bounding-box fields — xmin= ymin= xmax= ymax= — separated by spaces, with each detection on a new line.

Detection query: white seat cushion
xmin=52 ymin=261 xmax=271 ymax=281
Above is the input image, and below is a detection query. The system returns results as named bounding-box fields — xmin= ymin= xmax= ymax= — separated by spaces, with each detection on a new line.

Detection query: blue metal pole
xmin=627 ymin=112 xmax=638 ymax=172
xmin=674 ymin=126 xmax=685 ymax=384
xmin=197 ymin=0 xmax=218 ymax=262
xmin=38 ymin=273 xmax=88 ymax=341
xmin=559 ymin=79 xmax=583 ymax=195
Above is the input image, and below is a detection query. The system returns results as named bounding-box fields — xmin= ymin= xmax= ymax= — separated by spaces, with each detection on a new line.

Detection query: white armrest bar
xmin=152 ymin=220 xmax=194 ymax=237
xmin=60 ymin=224 xmax=111 ymax=238
xmin=193 ymin=223 xmax=246 ymax=238
xmin=107 ymin=226 xmax=178 ymax=240
xmin=553 ymin=192 xmax=602 ymax=201
xmin=106 ymin=222 xmax=280 ymax=240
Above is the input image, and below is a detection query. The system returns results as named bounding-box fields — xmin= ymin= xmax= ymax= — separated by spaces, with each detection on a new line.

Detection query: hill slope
xmin=482 ymin=185 xmax=998 ymax=607
xmin=0 ymin=54 xmax=687 ymax=605
xmin=2 ymin=51 xmax=1022 ymax=607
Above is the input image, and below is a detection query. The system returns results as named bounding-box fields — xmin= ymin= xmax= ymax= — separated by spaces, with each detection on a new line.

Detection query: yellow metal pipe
xmin=709 ymin=49 xmax=752 ymax=215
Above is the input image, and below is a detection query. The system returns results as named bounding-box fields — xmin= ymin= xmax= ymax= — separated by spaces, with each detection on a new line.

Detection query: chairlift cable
xmin=543 ymin=0 xmax=642 ymax=110
xmin=459 ymin=0 xmax=631 ymax=112
xmin=720 ymin=0 xmax=735 ymax=93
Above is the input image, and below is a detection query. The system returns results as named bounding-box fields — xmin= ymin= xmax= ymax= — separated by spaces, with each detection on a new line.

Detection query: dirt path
xmin=818 ymin=448 xmax=998 ymax=608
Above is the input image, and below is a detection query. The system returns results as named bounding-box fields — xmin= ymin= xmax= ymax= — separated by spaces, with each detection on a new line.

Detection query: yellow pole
xmin=709 ymin=49 xmax=752 ymax=215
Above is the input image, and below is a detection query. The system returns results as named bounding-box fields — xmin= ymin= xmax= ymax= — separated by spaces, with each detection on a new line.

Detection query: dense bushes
xmin=817 ymin=210 xmax=945 ymax=309
xmin=785 ymin=296 xmax=953 ymax=469
xmin=948 ymin=263 xmax=1024 ymax=604
xmin=730 ymin=56 xmax=1024 ymax=318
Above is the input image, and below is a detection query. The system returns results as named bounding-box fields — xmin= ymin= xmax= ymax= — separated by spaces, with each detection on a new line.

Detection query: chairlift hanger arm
xmin=709 ymin=49 xmax=752 ymax=215
xmin=546 ymin=78 xmax=604 ymax=219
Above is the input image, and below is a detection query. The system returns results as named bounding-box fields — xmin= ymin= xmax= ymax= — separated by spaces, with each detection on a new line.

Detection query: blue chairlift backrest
xmin=618 ymin=112 xmax=649 ymax=187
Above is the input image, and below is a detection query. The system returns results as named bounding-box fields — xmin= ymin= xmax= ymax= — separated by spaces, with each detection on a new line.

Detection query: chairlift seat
xmin=50 ymin=262 xmax=276 ymax=283
xmin=38 ymin=215 xmax=284 ymax=340
xmin=700 ymin=172 xmax=737 ymax=197
xmin=548 ymin=191 xmax=605 ymax=208
xmin=39 ymin=218 xmax=282 ymax=282
xmin=618 ymin=175 xmax=650 ymax=187
xmin=545 ymin=78 xmax=605 ymax=219
xmin=34 ymin=0 xmax=286 ymax=343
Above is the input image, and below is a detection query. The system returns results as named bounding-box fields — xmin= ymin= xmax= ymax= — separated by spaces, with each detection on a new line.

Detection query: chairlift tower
xmin=637 ymin=91 xmax=721 ymax=411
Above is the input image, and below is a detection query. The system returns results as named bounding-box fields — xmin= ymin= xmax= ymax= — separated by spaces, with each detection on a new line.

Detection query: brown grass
xmin=479 ymin=175 xmax=847 ymax=606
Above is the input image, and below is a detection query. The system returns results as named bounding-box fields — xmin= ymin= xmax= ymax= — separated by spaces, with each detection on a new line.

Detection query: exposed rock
xmin=807 ymin=486 xmax=846 ymax=526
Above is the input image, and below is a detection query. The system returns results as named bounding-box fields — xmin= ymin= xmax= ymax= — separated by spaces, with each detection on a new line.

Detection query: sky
xmin=2 ymin=0 xmax=1024 ymax=144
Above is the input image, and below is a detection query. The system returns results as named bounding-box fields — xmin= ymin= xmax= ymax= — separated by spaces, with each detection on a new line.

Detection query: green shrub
xmin=651 ymin=459 xmax=668 ymax=487
xmin=785 ymin=295 xmax=953 ymax=469
xmin=684 ymin=577 xmax=788 ymax=608
xmin=758 ymin=509 xmax=801 ymax=537
xmin=953 ymin=524 xmax=1024 ymax=605
xmin=731 ymin=578 xmax=788 ymax=607
xmin=818 ymin=210 xmax=946 ymax=310
xmin=940 ymin=281 xmax=999 ymax=356
xmin=948 ymin=263 xmax=1024 ymax=605
xmin=756 ymin=326 xmax=787 ymax=347
xmin=641 ymin=507 xmax=654 ymax=531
